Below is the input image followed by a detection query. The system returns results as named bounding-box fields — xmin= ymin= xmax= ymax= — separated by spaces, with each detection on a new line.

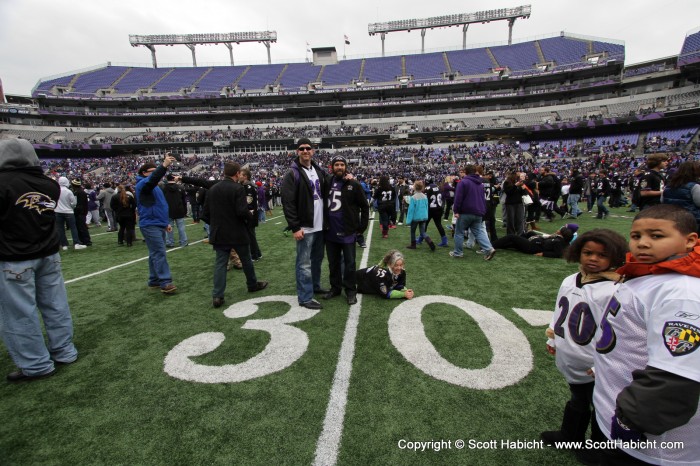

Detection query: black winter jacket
xmin=203 ymin=178 xmax=251 ymax=246
xmin=243 ymin=181 xmax=259 ymax=228
xmin=0 ymin=166 xmax=60 ymax=260
xmin=162 ymin=182 xmax=187 ymax=219
xmin=281 ymin=158 xmax=329 ymax=233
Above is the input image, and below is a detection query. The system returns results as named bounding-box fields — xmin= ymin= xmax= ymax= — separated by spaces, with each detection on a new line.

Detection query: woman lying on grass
xmin=356 ymin=250 xmax=414 ymax=299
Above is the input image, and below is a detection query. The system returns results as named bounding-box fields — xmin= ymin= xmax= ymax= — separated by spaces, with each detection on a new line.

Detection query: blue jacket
xmin=663 ymin=182 xmax=700 ymax=225
xmin=135 ymin=165 xmax=170 ymax=228
xmin=406 ymin=193 xmax=429 ymax=223
xmin=453 ymin=174 xmax=487 ymax=217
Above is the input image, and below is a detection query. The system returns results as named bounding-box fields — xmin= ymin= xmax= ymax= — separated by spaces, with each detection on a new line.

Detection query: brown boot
xmin=425 ymin=236 xmax=436 ymax=251
xmin=406 ymin=241 xmax=417 ymax=249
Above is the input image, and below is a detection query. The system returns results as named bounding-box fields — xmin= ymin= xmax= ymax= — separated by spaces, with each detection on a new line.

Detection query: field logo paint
xmin=388 ymin=296 xmax=533 ymax=389
xmin=512 ymin=308 xmax=554 ymax=327
xmin=164 ymin=295 xmax=319 ymax=383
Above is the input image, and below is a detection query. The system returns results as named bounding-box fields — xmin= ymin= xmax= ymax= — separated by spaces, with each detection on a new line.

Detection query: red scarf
xmin=616 ymin=245 xmax=700 ymax=279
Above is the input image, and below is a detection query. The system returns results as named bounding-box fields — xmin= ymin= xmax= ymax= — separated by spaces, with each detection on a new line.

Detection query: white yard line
xmin=313 ymin=219 xmax=375 ymax=466
xmin=65 ymin=215 xmax=284 ymax=283
xmin=73 ymin=221 xmax=202 ymax=240
xmin=67 ymin=212 xmax=373 ymax=463
xmin=64 ymin=239 xmax=207 ymax=284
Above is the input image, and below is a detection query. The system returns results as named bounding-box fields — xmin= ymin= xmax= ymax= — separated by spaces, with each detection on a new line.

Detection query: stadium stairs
xmin=109 ymin=68 xmax=132 ymax=94
xmin=232 ymin=66 xmax=251 ymax=89
xmin=442 ymin=52 xmax=452 ymax=75
xmin=358 ymin=59 xmax=366 ymax=82
xmin=149 ymin=69 xmax=174 ymax=93
xmin=534 ymin=41 xmax=546 ymax=64
xmin=192 ymin=68 xmax=213 ymax=89
xmin=485 ymin=48 xmax=500 ymax=69
xmin=274 ymin=64 xmax=289 ymax=86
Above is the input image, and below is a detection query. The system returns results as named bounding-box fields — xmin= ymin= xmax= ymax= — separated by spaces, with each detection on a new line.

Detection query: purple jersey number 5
xmin=596 ymin=296 xmax=621 ymax=354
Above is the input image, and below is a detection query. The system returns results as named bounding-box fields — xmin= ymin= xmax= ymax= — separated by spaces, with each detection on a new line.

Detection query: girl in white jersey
xmin=543 ymin=229 xmax=628 ymax=464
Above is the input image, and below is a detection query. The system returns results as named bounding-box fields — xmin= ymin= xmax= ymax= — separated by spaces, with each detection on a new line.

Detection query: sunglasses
xmin=298 ymin=146 xmax=313 ymax=152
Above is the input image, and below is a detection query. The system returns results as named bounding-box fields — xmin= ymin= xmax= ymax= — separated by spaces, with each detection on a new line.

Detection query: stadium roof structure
xmin=368 ymin=5 xmax=532 ymax=56
xmin=129 ymin=31 xmax=278 ymax=68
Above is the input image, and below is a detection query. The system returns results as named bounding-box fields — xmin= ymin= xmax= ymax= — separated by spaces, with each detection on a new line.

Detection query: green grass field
xmin=0 ymin=205 xmax=636 ymax=465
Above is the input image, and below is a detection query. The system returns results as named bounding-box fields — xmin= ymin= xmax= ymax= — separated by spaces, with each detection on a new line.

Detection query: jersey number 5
xmin=328 ymin=190 xmax=342 ymax=212
xmin=595 ymin=296 xmax=620 ymax=354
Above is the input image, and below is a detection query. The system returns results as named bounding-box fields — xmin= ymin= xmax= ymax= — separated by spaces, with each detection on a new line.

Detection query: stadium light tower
xmin=368 ymin=5 xmax=531 ymax=56
xmin=129 ymin=31 xmax=278 ymax=68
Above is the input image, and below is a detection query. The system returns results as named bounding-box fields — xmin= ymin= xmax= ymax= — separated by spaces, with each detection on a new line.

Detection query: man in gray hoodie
xmin=0 ymin=139 xmax=79 ymax=382
xmin=97 ymin=182 xmax=116 ymax=231
xmin=55 ymin=176 xmax=87 ymax=250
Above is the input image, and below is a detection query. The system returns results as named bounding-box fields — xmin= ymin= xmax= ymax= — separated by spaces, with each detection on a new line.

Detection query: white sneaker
xmin=74 ymin=244 xmax=87 ymax=250
xmin=62 ymin=246 xmax=68 ymax=251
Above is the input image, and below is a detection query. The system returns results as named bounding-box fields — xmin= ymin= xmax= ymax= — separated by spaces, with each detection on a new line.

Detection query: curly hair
xmin=564 ymin=228 xmax=629 ymax=268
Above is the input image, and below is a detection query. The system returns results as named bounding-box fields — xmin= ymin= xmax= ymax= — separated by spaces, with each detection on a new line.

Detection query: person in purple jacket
xmin=449 ymin=164 xmax=496 ymax=260
xmin=442 ymin=175 xmax=457 ymax=221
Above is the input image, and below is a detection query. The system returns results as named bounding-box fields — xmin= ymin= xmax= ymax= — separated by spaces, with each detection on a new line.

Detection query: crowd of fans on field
xmin=39 ymin=138 xmax=698 ymax=195
xmin=34 ymin=139 xmax=697 ymax=243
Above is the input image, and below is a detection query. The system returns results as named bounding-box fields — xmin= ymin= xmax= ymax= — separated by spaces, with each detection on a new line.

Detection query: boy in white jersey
xmin=543 ymin=229 xmax=628 ymax=464
xmin=593 ymin=205 xmax=700 ymax=465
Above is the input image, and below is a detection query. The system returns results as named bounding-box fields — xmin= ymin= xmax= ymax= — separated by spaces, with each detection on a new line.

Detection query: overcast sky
xmin=1 ymin=0 xmax=699 ymax=96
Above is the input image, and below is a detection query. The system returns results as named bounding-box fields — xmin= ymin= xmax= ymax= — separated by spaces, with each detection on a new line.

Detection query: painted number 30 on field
xmin=164 ymin=295 xmax=549 ymax=389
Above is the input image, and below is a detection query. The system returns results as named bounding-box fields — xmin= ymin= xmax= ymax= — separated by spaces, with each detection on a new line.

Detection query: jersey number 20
xmin=553 ymin=296 xmax=597 ymax=345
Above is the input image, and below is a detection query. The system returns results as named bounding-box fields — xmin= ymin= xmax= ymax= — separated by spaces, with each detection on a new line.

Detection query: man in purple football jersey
xmin=323 ymin=155 xmax=369 ymax=305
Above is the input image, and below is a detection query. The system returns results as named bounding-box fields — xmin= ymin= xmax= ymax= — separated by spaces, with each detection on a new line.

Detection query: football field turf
xmin=0 ymin=207 xmax=636 ymax=465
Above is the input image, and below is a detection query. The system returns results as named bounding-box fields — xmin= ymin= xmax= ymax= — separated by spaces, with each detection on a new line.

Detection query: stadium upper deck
xmin=1 ymin=27 xmax=700 ymax=156
xmin=32 ymin=33 xmax=626 ymax=99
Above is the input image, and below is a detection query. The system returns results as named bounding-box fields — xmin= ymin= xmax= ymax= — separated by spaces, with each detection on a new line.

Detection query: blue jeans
xmin=596 ymin=195 xmax=609 ymax=217
xmin=296 ymin=231 xmax=325 ymax=304
xmin=212 ymin=245 xmax=257 ymax=298
xmin=568 ymin=194 xmax=582 ymax=217
xmin=410 ymin=221 xmax=427 ymax=242
xmin=140 ymin=225 xmax=172 ymax=288
xmin=258 ymin=208 xmax=267 ymax=224
xmin=166 ymin=218 xmax=188 ymax=246
xmin=0 ymin=253 xmax=78 ymax=376
xmin=586 ymin=194 xmax=594 ymax=212
xmin=453 ymin=214 xmax=494 ymax=256
xmin=55 ymin=212 xmax=81 ymax=246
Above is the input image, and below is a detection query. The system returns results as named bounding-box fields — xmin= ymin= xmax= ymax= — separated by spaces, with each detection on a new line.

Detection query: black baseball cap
xmin=297 ymin=138 xmax=313 ymax=149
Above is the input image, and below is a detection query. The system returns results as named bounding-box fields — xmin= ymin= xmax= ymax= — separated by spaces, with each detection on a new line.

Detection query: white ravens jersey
xmin=550 ymin=273 xmax=618 ymax=384
xmin=593 ymin=274 xmax=700 ymax=465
